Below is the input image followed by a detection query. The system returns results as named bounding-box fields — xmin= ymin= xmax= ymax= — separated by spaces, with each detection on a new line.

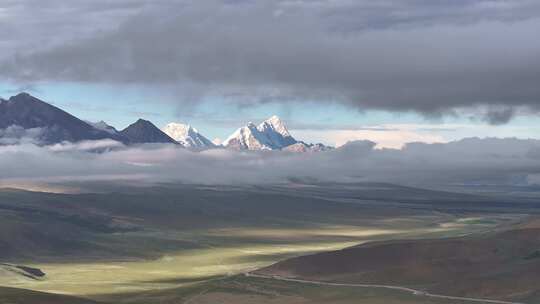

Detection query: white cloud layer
xmin=2 ymin=137 xmax=540 ymax=189
xmin=293 ymin=127 xmax=446 ymax=149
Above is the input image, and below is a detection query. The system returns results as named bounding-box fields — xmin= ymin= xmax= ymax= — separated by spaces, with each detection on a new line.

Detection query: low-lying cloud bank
xmin=1 ymin=137 xmax=540 ymax=190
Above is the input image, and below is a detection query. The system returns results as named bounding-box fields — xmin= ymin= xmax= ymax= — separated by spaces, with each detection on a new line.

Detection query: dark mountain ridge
xmin=0 ymin=93 xmax=127 ymax=145
xmin=120 ymin=119 xmax=177 ymax=144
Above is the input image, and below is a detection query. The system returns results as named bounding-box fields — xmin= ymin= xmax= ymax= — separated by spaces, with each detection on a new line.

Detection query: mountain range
xmin=0 ymin=93 xmax=331 ymax=152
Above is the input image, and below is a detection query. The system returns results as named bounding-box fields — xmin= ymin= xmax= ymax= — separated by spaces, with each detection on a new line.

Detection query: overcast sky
xmin=1 ymin=0 xmax=540 ymax=147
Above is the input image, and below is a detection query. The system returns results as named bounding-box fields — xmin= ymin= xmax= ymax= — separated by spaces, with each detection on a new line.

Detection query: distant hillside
xmin=0 ymin=287 xmax=100 ymax=304
xmin=257 ymin=219 xmax=540 ymax=303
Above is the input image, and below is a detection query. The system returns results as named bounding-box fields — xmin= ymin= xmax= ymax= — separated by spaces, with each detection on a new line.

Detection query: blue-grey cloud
xmin=1 ymin=0 xmax=540 ymax=123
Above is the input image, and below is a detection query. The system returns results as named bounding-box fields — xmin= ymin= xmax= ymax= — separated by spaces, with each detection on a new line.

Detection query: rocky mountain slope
xmin=120 ymin=119 xmax=177 ymax=144
xmin=0 ymin=93 xmax=125 ymax=145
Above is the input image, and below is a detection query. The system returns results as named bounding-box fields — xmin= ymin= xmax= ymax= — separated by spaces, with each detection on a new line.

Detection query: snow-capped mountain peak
xmin=162 ymin=122 xmax=215 ymax=149
xmin=224 ymin=115 xmax=297 ymax=150
xmin=223 ymin=123 xmax=272 ymax=150
xmin=256 ymin=115 xmax=296 ymax=148
xmin=259 ymin=115 xmax=290 ymax=137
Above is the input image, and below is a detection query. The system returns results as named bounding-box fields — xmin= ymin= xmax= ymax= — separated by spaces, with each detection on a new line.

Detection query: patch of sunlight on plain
xmin=207 ymin=227 xmax=399 ymax=239
xmin=4 ymin=241 xmax=361 ymax=295
xmin=0 ymin=214 xmax=519 ymax=296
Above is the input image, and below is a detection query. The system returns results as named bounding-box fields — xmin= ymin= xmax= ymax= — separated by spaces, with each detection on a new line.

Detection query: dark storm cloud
xmin=484 ymin=107 xmax=516 ymax=125
xmin=1 ymin=0 xmax=540 ymax=121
